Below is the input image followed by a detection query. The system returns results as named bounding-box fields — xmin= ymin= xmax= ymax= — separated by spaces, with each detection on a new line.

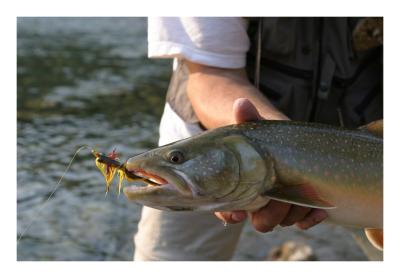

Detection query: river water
xmin=17 ymin=17 xmax=368 ymax=261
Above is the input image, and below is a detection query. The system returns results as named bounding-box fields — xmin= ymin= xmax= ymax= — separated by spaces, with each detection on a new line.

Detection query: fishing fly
xmin=92 ymin=148 xmax=135 ymax=195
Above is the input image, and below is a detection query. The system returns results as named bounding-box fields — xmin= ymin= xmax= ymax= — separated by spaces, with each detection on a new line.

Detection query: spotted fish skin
xmin=237 ymin=121 xmax=383 ymax=229
xmin=124 ymin=120 xmax=383 ymax=230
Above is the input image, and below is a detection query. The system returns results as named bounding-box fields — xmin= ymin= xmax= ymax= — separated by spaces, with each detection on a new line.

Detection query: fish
xmin=122 ymin=120 xmax=383 ymax=249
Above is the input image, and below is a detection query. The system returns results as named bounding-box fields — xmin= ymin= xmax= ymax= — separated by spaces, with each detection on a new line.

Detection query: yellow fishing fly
xmin=92 ymin=149 xmax=126 ymax=195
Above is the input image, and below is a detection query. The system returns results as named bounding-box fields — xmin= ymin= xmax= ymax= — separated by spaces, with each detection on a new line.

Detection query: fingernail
xmin=313 ymin=216 xmax=324 ymax=224
xmin=297 ymin=223 xmax=308 ymax=230
xmin=313 ymin=211 xmax=327 ymax=224
xmin=232 ymin=212 xmax=246 ymax=222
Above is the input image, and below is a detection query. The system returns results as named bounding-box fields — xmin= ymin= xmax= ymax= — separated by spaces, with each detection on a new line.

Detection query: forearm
xmin=185 ymin=60 xmax=289 ymax=129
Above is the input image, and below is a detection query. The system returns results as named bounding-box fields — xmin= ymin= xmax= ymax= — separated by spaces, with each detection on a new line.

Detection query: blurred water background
xmin=17 ymin=17 xmax=368 ymax=261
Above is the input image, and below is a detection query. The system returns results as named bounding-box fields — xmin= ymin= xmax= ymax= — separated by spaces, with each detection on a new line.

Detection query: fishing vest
xmin=165 ymin=17 xmax=383 ymax=128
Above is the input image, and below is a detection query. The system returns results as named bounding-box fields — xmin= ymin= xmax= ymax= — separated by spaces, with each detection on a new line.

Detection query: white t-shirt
xmin=148 ymin=17 xmax=250 ymax=68
xmin=147 ymin=17 xmax=250 ymax=145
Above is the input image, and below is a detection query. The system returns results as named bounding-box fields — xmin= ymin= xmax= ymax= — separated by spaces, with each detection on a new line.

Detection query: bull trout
xmin=122 ymin=120 xmax=383 ymax=249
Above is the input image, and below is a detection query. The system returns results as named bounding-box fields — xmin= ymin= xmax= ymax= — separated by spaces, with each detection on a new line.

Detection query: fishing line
xmin=17 ymin=145 xmax=90 ymax=243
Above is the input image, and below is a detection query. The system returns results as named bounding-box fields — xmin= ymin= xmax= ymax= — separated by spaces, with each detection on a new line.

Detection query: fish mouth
xmin=123 ymin=167 xmax=192 ymax=197
xmin=126 ymin=168 xmax=168 ymax=186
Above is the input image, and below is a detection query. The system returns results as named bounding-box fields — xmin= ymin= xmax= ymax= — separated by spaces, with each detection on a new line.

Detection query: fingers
xmin=296 ymin=209 xmax=328 ymax=230
xmin=250 ymin=200 xmax=291 ymax=232
xmin=249 ymin=201 xmax=327 ymax=233
xmin=214 ymin=211 xmax=248 ymax=224
xmin=280 ymin=206 xmax=312 ymax=227
xmin=232 ymin=98 xmax=263 ymax=124
xmin=216 ymin=206 xmax=327 ymax=231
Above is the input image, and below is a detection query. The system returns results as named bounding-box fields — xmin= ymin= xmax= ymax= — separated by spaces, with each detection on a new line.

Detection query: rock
xmin=267 ymin=241 xmax=316 ymax=261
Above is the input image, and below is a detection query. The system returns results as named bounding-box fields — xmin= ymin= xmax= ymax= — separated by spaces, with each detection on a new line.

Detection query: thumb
xmin=233 ymin=98 xmax=263 ymax=124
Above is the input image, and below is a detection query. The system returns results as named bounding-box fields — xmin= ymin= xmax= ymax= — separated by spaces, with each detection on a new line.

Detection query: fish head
xmin=123 ymin=132 xmax=270 ymax=211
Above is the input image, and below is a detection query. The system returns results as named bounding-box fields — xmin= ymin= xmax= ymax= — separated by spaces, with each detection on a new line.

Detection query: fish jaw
xmin=123 ymin=167 xmax=181 ymax=198
xmin=123 ymin=157 xmax=194 ymax=198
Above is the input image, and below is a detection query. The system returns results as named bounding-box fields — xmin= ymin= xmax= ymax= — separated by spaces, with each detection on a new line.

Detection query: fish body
xmin=124 ymin=120 xmax=383 ymax=230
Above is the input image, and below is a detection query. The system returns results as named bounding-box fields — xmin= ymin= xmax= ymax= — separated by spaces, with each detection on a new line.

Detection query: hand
xmin=214 ymin=98 xmax=328 ymax=232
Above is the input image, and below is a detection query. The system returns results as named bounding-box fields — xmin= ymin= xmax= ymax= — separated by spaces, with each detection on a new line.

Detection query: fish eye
xmin=167 ymin=150 xmax=184 ymax=164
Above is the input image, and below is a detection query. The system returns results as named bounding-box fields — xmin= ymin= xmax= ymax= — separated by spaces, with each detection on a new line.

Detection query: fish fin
xmin=264 ymin=183 xmax=336 ymax=209
xmin=365 ymin=228 xmax=384 ymax=250
xmin=358 ymin=119 xmax=383 ymax=138
xmin=346 ymin=227 xmax=383 ymax=260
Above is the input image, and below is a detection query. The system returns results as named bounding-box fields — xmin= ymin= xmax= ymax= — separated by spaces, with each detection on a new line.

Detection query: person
xmin=133 ymin=17 xmax=383 ymax=260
